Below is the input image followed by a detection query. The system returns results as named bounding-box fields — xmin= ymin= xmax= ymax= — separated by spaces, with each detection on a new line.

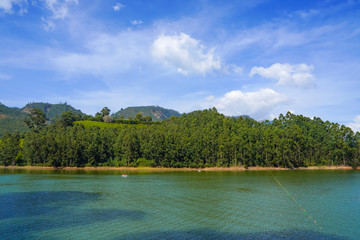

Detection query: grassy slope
xmin=74 ymin=121 xmax=125 ymax=128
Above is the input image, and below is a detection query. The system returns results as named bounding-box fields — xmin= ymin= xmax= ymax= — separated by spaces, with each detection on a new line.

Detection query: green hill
xmin=0 ymin=102 xmax=83 ymax=137
xmin=112 ymin=106 xmax=181 ymax=121
xmin=0 ymin=103 xmax=178 ymax=136
xmin=22 ymin=102 xmax=82 ymax=120
xmin=0 ymin=103 xmax=29 ymax=137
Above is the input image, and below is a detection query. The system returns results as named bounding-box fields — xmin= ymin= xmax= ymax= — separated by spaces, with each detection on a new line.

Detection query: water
xmin=0 ymin=169 xmax=359 ymax=239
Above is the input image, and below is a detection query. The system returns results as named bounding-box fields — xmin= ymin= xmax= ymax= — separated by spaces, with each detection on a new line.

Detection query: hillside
xmin=112 ymin=106 xmax=181 ymax=121
xmin=0 ymin=102 xmax=83 ymax=137
xmin=22 ymin=102 xmax=82 ymax=120
xmin=0 ymin=103 xmax=29 ymax=137
xmin=2 ymin=108 xmax=359 ymax=169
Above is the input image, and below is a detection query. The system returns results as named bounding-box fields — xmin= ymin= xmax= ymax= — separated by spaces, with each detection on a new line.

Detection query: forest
xmin=0 ymin=108 xmax=359 ymax=169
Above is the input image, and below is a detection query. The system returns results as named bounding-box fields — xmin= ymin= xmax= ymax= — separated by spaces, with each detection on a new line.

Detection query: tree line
xmin=0 ymin=108 xmax=359 ymax=168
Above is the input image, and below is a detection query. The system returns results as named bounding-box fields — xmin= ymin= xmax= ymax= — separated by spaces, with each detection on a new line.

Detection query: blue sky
xmin=0 ymin=0 xmax=359 ymax=131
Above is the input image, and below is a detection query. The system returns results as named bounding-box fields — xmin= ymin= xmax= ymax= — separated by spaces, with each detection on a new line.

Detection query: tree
xmin=58 ymin=111 xmax=77 ymax=127
xmin=94 ymin=112 xmax=103 ymax=122
xmin=144 ymin=116 xmax=152 ymax=122
xmin=0 ymin=133 xmax=21 ymax=166
xmin=24 ymin=108 xmax=46 ymax=132
xmin=135 ymin=113 xmax=143 ymax=121
xmin=101 ymin=107 xmax=111 ymax=117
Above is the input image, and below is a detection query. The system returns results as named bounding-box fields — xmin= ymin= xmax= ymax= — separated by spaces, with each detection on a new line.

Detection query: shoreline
xmin=0 ymin=165 xmax=358 ymax=171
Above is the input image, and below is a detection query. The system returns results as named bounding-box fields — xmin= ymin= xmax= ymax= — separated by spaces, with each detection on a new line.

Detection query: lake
xmin=0 ymin=169 xmax=359 ymax=239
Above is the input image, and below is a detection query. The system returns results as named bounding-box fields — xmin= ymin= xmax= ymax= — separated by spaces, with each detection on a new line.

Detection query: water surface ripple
xmin=0 ymin=169 xmax=358 ymax=239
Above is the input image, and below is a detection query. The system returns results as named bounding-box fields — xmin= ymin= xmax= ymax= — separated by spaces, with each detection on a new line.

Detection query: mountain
xmin=22 ymin=102 xmax=82 ymax=120
xmin=112 ymin=106 xmax=181 ymax=121
xmin=0 ymin=103 xmax=29 ymax=137
xmin=0 ymin=102 xmax=83 ymax=137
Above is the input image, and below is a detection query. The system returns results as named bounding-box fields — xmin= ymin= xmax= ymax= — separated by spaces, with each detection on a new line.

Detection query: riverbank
xmin=0 ymin=165 xmax=358 ymax=171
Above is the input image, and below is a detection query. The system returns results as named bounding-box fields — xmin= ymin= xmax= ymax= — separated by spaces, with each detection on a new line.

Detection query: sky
xmin=0 ymin=0 xmax=360 ymax=131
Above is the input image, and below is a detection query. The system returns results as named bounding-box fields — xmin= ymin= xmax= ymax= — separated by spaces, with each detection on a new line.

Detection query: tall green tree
xmin=58 ymin=111 xmax=77 ymax=127
xmin=0 ymin=133 xmax=22 ymax=166
xmin=24 ymin=108 xmax=47 ymax=132
xmin=101 ymin=107 xmax=111 ymax=117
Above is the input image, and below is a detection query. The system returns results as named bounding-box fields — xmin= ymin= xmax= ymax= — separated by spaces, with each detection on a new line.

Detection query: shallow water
xmin=0 ymin=169 xmax=359 ymax=239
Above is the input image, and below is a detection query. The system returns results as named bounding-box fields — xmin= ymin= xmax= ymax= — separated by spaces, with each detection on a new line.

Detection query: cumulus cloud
xmin=113 ymin=2 xmax=125 ymax=11
xmin=250 ymin=63 xmax=315 ymax=88
xmin=131 ymin=19 xmax=143 ymax=25
xmin=348 ymin=115 xmax=360 ymax=133
xmin=152 ymin=33 xmax=221 ymax=75
xmin=213 ymin=88 xmax=289 ymax=119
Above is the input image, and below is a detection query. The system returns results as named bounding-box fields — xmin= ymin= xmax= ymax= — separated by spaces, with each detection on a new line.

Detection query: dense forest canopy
xmin=0 ymin=107 xmax=359 ymax=169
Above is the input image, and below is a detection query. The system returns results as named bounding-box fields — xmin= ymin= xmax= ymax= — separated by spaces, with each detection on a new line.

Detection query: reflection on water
xmin=0 ymin=169 xmax=359 ymax=239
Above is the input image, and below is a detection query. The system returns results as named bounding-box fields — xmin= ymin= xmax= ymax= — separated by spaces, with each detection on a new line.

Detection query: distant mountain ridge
xmin=0 ymin=103 xmax=182 ymax=136
xmin=22 ymin=102 xmax=82 ymax=120
xmin=0 ymin=102 xmax=83 ymax=137
xmin=0 ymin=103 xmax=29 ymax=136
xmin=112 ymin=106 xmax=181 ymax=121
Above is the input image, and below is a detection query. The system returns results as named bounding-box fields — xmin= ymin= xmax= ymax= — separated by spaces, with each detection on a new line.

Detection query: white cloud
xmin=65 ymin=88 xmax=161 ymax=115
xmin=0 ymin=0 xmax=27 ymax=14
xmin=0 ymin=73 xmax=12 ymax=80
xmin=41 ymin=16 xmax=55 ymax=31
xmin=220 ymin=23 xmax=340 ymax=59
xmin=39 ymin=0 xmax=78 ymax=30
xmin=213 ymin=88 xmax=289 ymax=119
xmin=348 ymin=115 xmax=360 ymax=133
xmin=0 ymin=0 xmax=78 ymax=18
xmin=223 ymin=64 xmax=243 ymax=75
xmin=152 ymin=33 xmax=221 ymax=75
xmin=250 ymin=63 xmax=315 ymax=88
xmin=205 ymin=95 xmax=215 ymax=101
xmin=0 ymin=0 xmax=15 ymax=13
xmin=131 ymin=19 xmax=143 ymax=25
xmin=43 ymin=0 xmax=78 ymax=20
xmin=113 ymin=2 xmax=125 ymax=11
xmin=51 ymin=30 xmax=152 ymax=76
xmin=0 ymin=1 xmax=77 ymax=29
xmin=288 ymin=9 xmax=319 ymax=19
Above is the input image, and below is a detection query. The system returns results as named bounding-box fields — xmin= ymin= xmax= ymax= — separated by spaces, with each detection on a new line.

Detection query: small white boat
xmin=122 ymin=174 xmax=128 ymax=178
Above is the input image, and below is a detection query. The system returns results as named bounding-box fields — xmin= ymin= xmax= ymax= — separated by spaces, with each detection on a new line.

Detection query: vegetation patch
xmin=74 ymin=121 xmax=125 ymax=129
xmin=1 ymin=108 xmax=359 ymax=169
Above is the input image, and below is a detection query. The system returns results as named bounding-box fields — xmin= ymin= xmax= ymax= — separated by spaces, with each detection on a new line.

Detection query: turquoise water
xmin=0 ymin=169 xmax=359 ymax=239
